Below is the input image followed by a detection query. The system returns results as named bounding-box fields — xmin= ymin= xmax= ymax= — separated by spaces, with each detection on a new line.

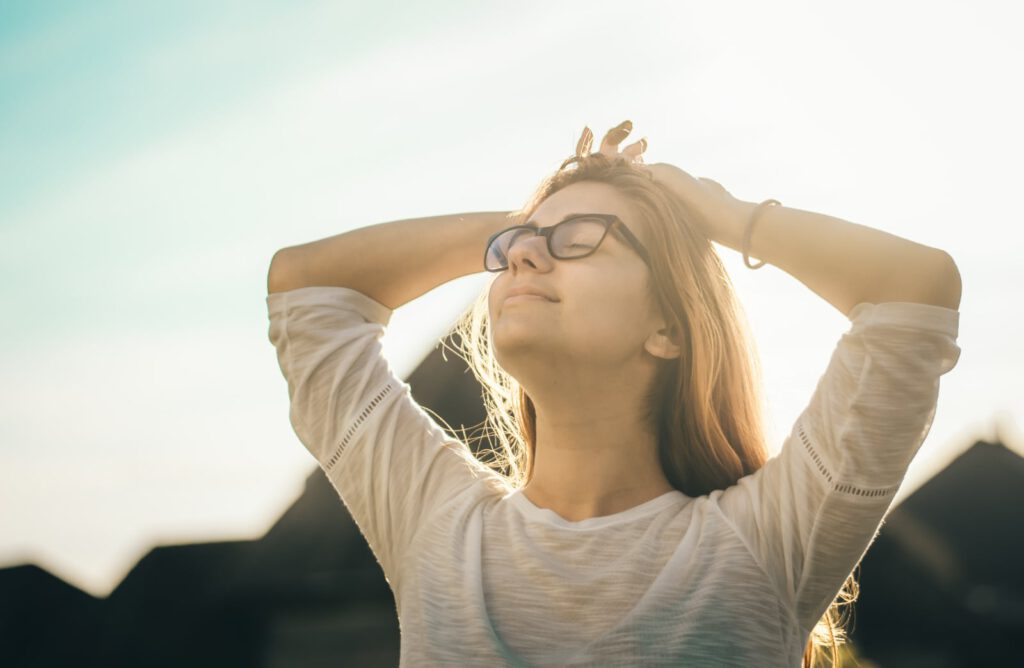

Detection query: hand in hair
xmin=644 ymin=161 xmax=754 ymax=246
xmin=575 ymin=120 xmax=647 ymax=164
xmin=575 ymin=121 xmax=752 ymax=245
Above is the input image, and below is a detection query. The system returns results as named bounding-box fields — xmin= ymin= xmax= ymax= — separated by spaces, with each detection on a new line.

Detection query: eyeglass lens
xmin=486 ymin=217 xmax=608 ymax=271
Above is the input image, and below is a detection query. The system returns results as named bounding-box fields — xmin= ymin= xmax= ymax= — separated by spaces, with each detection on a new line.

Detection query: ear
xmin=644 ymin=322 xmax=682 ymax=360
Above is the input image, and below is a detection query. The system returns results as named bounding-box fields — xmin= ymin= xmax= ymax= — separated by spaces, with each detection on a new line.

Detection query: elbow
xmin=933 ymin=250 xmax=962 ymax=311
xmin=857 ymin=249 xmax=962 ymax=312
xmin=267 ymin=248 xmax=299 ymax=295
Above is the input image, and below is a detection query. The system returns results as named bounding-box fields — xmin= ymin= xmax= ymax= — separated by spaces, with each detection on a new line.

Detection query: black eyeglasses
xmin=483 ymin=213 xmax=652 ymax=272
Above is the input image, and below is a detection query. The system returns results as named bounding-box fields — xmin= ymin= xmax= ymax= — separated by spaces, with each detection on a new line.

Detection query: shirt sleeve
xmin=713 ymin=300 xmax=961 ymax=633
xmin=266 ymin=285 xmax=500 ymax=589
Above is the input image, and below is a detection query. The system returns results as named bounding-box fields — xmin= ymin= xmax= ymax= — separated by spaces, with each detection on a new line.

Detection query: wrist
xmin=740 ymin=199 xmax=781 ymax=269
xmin=718 ymin=200 xmax=758 ymax=250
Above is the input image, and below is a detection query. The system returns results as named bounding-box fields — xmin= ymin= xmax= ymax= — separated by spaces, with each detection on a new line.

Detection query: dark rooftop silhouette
xmin=2 ymin=331 xmax=1020 ymax=667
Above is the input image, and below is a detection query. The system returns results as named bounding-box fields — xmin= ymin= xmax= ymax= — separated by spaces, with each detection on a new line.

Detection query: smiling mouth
xmin=504 ymin=294 xmax=553 ymax=303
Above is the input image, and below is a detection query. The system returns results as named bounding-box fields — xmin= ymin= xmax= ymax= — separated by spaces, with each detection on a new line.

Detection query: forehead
xmin=530 ymin=181 xmax=648 ymax=244
xmin=532 ymin=182 xmax=630 ymax=222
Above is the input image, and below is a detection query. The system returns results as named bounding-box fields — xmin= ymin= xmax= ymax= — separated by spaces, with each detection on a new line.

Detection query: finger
xmin=600 ymin=121 xmax=631 ymax=152
xmin=600 ymin=120 xmax=632 ymax=154
xmin=621 ymin=137 xmax=647 ymax=161
xmin=575 ymin=126 xmax=594 ymax=157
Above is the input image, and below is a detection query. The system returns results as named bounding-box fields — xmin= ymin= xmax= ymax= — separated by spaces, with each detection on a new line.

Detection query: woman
xmin=266 ymin=121 xmax=961 ymax=666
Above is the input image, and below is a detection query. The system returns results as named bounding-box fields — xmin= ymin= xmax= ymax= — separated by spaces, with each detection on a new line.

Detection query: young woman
xmin=266 ymin=121 xmax=962 ymax=667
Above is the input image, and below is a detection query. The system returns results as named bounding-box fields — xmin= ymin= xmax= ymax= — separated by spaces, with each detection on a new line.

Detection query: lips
xmin=504 ymin=294 xmax=551 ymax=304
xmin=505 ymin=285 xmax=558 ymax=302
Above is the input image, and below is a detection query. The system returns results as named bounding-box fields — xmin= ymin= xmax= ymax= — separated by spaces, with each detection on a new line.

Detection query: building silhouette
xmin=2 ymin=330 xmax=1021 ymax=667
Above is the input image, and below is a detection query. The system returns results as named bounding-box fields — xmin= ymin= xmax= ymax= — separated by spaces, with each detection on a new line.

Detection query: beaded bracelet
xmin=742 ymin=199 xmax=781 ymax=269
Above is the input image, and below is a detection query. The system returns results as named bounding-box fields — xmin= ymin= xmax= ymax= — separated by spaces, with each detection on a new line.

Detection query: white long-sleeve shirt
xmin=266 ymin=285 xmax=960 ymax=667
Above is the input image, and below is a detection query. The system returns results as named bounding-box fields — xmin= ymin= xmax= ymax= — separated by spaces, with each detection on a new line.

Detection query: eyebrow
xmin=523 ymin=213 xmax=599 ymax=229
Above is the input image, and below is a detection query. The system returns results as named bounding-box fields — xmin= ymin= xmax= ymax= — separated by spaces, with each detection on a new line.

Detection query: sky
xmin=2 ymin=0 xmax=1022 ymax=598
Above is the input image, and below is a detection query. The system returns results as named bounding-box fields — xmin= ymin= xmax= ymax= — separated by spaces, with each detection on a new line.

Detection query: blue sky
xmin=2 ymin=0 xmax=1022 ymax=597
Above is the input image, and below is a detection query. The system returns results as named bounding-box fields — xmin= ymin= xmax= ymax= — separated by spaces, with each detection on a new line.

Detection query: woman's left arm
xmin=643 ymin=160 xmax=962 ymax=318
xmin=720 ymin=200 xmax=962 ymax=317
xmin=584 ymin=122 xmax=962 ymax=318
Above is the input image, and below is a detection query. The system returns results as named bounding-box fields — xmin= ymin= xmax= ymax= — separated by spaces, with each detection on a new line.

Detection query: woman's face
xmin=488 ymin=181 xmax=670 ymax=384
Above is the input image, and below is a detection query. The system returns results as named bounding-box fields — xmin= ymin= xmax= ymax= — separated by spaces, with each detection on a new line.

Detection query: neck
xmin=520 ymin=404 xmax=675 ymax=522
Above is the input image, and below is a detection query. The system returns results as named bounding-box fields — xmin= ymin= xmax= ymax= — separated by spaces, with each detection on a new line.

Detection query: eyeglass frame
xmin=483 ymin=213 xmax=653 ymax=272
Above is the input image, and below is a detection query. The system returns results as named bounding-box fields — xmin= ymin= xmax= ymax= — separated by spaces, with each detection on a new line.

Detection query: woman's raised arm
xmin=643 ymin=161 xmax=961 ymax=317
xmin=267 ymin=211 xmax=513 ymax=309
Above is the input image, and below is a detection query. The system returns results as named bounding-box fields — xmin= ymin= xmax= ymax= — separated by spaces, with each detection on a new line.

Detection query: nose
xmin=506 ymin=231 xmax=554 ymax=273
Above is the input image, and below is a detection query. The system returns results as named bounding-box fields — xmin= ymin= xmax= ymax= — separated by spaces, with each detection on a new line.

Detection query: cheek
xmin=486 ymin=284 xmax=502 ymax=322
xmin=564 ymin=279 xmax=653 ymax=350
xmin=582 ymin=267 xmax=650 ymax=316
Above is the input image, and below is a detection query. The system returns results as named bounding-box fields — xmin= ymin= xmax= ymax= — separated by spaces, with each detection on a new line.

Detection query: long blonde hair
xmin=448 ymin=151 xmax=858 ymax=667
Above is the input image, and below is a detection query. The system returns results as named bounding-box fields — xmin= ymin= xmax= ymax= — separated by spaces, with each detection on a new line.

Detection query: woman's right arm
xmin=267 ymin=211 xmax=514 ymax=309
